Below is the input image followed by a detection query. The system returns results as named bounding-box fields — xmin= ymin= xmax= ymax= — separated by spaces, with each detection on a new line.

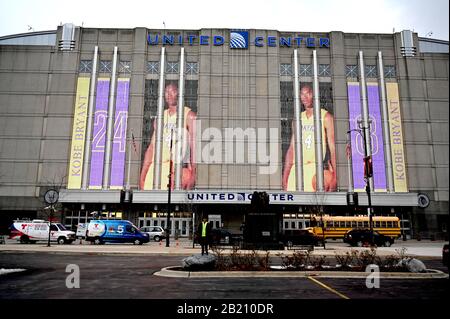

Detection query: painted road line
xmin=307 ymin=276 xmax=350 ymax=299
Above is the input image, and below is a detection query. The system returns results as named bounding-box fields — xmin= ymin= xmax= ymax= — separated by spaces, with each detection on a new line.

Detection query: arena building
xmin=0 ymin=24 xmax=448 ymax=239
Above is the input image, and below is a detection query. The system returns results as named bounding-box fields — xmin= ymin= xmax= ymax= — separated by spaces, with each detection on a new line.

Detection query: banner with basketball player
xmin=281 ymin=82 xmax=337 ymax=192
xmin=139 ymin=79 xmax=198 ymax=190
xmin=347 ymin=82 xmax=387 ymax=192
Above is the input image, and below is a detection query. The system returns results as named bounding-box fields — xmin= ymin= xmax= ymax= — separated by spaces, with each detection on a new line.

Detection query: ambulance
xmin=9 ymin=219 xmax=76 ymax=244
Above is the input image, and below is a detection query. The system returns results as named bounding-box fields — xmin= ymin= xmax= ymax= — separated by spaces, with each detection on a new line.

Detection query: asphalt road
xmin=0 ymin=252 xmax=447 ymax=300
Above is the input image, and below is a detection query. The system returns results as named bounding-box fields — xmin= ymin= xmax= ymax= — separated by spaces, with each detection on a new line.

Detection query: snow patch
xmin=0 ymin=268 xmax=26 ymax=275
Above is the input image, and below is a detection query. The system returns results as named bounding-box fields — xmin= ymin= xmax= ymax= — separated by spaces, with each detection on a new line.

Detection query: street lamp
xmin=347 ymin=126 xmax=374 ymax=246
xmin=44 ymin=189 xmax=59 ymax=247
xmin=166 ymin=128 xmax=174 ymax=247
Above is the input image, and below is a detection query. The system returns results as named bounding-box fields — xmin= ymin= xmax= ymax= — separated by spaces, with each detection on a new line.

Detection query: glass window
xmin=280 ymin=63 xmax=293 ymax=76
xmin=284 ymin=221 xmax=289 ymax=229
xmin=56 ymin=224 xmax=67 ymax=231
xmin=387 ymin=221 xmax=393 ymax=228
xmin=305 ymin=221 xmax=310 ymax=228
xmin=185 ymin=62 xmax=199 ymax=75
xmin=166 ymin=61 xmax=179 ymax=74
xmin=381 ymin=221 xmax=387 ymax=228
xmin=50 ymin=224 xmax=58 ymax=231
xmin=299 ymin=64 xmax=312 ymax=76
xmin=291 ymin=221 xmax=296 ymax=229
xmin=345 ymin=65 xmax=358 ymax=78
xmin=365 ymin=65 xmax=378 ymax=78
xmin=119 ymin=61 xmax=132 ymax=74
xmin=351 ymin=221 xmax=357 ymax=228
xmin=374 ymin=221 xmax=381 ymax=228
xmin=99 ymin=60 xmax=112 ymax=73
xmin=147 ymin=61 xmax=160 ymax=74
xmin=319 ymin=64 xmax=331 ymax=76
xmin=363 ymin=221 xmax=369 ymax=228
xmin=79 ymin=60 xmax=92 ymax=73
xmin=384 ymin=65 xmax=396 ymax=78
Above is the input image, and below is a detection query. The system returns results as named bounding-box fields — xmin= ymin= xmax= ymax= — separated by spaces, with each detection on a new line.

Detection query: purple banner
xmin=367 ymin=84 xmax=387 ymax=191
xmin=347 ymin=83 xmax=365 ymax=190
xmin=89 ymin=78 xmax=110 ymax=188
xmin=110 ymin=79 xmax=130 ymax=188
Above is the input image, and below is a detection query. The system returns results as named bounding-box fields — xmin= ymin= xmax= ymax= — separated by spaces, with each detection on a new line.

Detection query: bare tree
xmin=307 ymin=192 xmax=328 ymax=249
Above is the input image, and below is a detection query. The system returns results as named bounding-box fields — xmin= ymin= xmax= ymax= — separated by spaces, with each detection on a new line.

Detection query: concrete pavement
xmin=0 ymin=237 xmax=446 ymax=257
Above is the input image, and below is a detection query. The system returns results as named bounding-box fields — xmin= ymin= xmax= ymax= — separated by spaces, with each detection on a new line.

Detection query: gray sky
xmin=0 ymin=0 xmax=448 ymax=40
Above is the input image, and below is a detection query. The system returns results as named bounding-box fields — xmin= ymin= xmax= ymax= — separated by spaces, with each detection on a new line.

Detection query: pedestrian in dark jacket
xmin=197 ymin=218 xmax=212 ymax=255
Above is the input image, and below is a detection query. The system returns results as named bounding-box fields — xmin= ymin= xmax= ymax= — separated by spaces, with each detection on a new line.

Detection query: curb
xmin=154 ymin=266 xmax=449 ymax=279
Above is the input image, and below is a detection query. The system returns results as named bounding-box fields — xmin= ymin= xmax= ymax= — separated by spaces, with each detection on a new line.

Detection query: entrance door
xmin=208 ymin=214 xmax=221 ymax=229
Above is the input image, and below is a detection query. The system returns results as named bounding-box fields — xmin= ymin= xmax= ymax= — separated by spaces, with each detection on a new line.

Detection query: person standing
xmin=197 ymin=218 xmax=211 ymax=255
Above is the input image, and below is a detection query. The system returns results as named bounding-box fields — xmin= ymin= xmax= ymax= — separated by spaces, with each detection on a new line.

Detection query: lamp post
xmin=44 ymin=189 xmax=59 ymax=247
xmin=347 ymin=127 xmax=374 ymax=246
xmin=166 ymin=128 xmax=174 ymax=247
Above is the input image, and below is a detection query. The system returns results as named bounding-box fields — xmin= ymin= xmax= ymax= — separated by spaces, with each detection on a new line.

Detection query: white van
xmin=10 ymin=219 xmax=76 ymax=244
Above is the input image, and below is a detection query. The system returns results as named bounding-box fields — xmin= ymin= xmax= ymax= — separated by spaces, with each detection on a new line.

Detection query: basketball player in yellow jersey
xmin=282 ymin=85 xmax=337 ymax=192
xmin=140 ymin=83 xmax=197 ymax=190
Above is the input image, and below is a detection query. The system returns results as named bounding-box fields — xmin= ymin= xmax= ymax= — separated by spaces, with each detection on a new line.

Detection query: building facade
xmin=0 ymin=24 xmax=448 ymax=239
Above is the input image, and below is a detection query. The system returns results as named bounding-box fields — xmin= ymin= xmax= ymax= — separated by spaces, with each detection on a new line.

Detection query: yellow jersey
xmin=143 ymin=106 xmax=192 ymax=190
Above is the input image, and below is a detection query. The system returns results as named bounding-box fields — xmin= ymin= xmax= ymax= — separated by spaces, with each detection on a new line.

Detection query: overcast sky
xmin=0 ymin=0 xmax=448 ymax=40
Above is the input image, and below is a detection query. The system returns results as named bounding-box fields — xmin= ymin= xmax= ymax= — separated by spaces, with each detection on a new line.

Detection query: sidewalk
xmin=0 ymin=238 xmax=446 ymax=257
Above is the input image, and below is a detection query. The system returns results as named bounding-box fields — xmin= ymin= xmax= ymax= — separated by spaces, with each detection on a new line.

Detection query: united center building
xmin=0 ymin=24 xmax=448 ymax=239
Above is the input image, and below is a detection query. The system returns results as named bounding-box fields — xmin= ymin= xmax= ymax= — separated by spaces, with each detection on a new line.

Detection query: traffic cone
xmin=159 ymin=240 xmax=162 ymax=246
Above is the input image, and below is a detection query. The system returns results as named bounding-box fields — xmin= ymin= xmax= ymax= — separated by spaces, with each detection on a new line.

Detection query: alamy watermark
xmin=365 ymin=264 xmax=380 ymax=289
xmin=172 ymin=120 xmax=279 ymax=175
xmin=65 ymin=264 xmax=80 ymax=289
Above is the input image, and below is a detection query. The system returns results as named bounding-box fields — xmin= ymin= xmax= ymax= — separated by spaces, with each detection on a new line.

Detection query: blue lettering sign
xmin=188 ymin=35 xmax=197 ymax=45
xmin=219 ymin=194 xmax=225 ymax=200
xmin=287 ymin=194 xmax=294 ymax=201
xmin=147 ymin=33 xmax=330 ymax=49
xmin=279 ymin=37 xmax=291 ymax=47
xmin=163 ymin=35 xmax=174 ymax=45
xmin=255 ymin=36 xmax=264 ymax=47
xmin=319 ymin=38 xmax=330 ymax=47
xmin=147 ymin=35 xmax=159 ymax=45
xmin=200 ymin=35 xmax=209 ymax=45
xmin=214 ymin=35 xmax=224 ymax=46
xmin=306 ymin=37 xmax=315 ymax=47
xmin=267 ymin=36 xmax=276 ymax=47
xmin=294 ymin=37 xmax=303 ymax=46
xmin=228 ymin=193 xmax=235 ymax=200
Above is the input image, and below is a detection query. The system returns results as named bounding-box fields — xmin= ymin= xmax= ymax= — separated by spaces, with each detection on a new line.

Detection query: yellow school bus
xmin=305 ymin=215 xmax=401 ymax=239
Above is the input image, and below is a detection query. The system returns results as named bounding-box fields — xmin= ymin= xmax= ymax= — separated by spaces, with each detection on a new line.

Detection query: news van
xmin=85 ymin=220 xmax=150 ymax=245
xmin=10 ymin=220 xmax=76 ymax=244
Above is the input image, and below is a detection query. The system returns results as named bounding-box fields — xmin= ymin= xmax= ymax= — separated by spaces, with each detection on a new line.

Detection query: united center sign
xmin=147 ymin=30 xmax=330 ymax=49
